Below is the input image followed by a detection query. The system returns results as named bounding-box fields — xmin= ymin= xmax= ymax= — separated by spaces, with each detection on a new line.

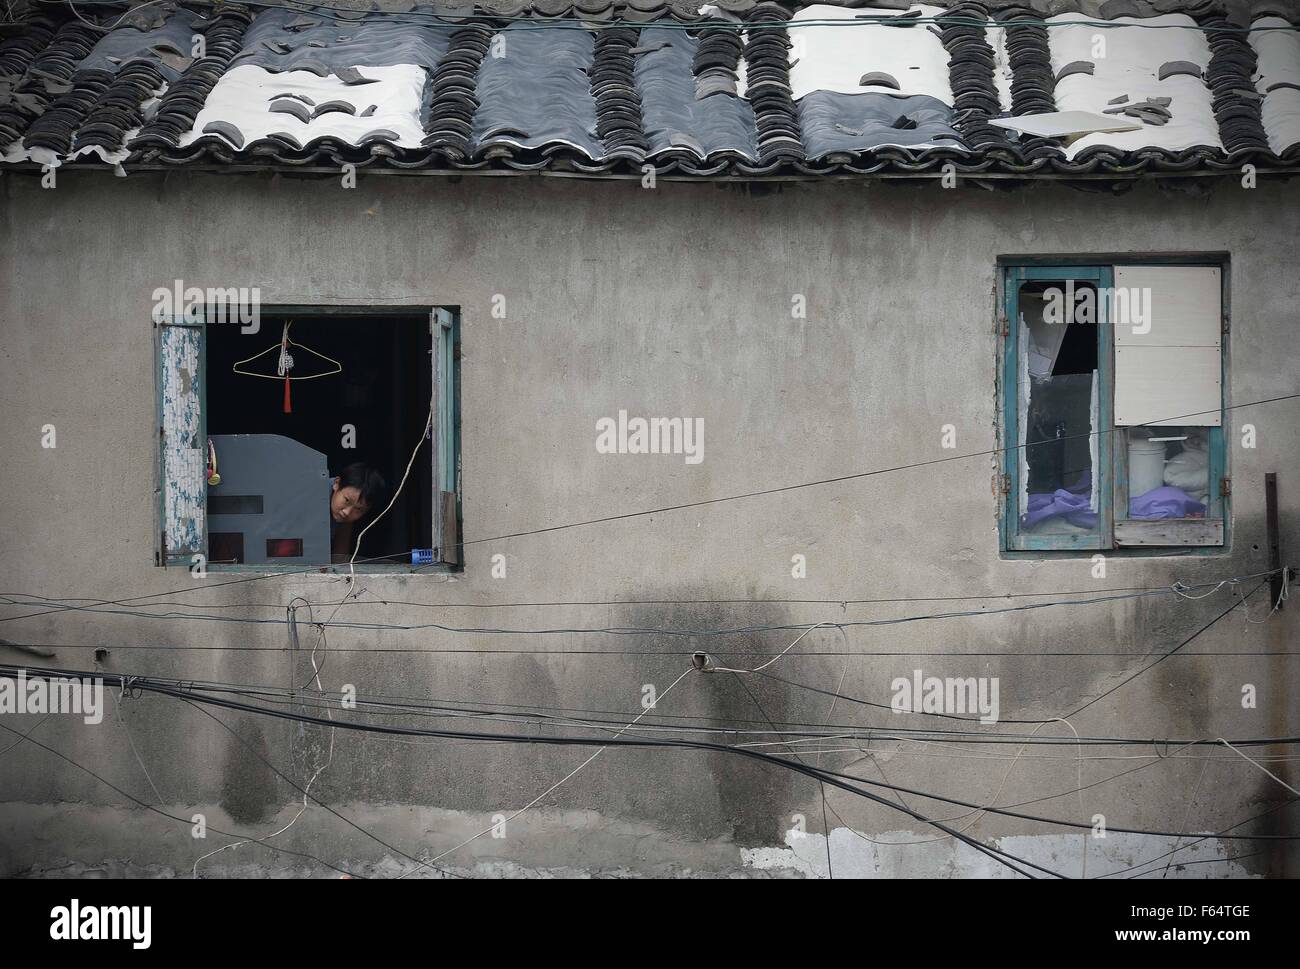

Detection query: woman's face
xmin=331 ymin=480 xmax=369 ymax=524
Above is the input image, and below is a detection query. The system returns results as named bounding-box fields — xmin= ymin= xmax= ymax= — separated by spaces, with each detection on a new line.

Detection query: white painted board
xmin=1113 ymin=265 xmax=1222 ymax=427
xmin=1113 ymin=266 xmax=1221 ymax=347
xmin=988 ymin=111 xmax=1142 ymax=139
xmin=1115 ymin=345 xmax=1222 ymax=426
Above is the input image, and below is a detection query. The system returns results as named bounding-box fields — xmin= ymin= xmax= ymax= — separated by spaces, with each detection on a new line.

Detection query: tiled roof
xmin=1 ymin=0 xmax=1298 ymax=180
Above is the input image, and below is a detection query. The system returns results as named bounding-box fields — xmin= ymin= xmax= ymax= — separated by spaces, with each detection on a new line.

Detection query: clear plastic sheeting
xmin=471 ymin=25 xmax=602 ymax=159
xmin=633 ymin=27 xmax=758 ymax=161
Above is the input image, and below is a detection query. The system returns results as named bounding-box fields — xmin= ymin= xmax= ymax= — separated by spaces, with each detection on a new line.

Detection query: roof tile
xmin=0 ymin=1 xmax=1296 ymax=179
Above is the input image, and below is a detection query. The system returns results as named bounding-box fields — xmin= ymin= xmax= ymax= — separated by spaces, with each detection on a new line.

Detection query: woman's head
xmin=331 ymin=463 xmax=387 ymax=524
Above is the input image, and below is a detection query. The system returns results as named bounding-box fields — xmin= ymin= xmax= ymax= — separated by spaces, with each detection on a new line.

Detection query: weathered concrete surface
xmin=0 ymin=170 xmax=1297 ymax=877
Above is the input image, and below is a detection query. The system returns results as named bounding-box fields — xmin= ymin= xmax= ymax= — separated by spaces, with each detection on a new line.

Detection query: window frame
xmin=999 ymin=260 xmax=1229 ymax=555
xmin=154 ymin=304 xmax=460 ymax=574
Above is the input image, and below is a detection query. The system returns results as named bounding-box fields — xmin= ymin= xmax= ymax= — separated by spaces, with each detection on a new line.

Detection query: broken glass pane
xmin=1017 ymin=281 xmax=1100 ymax=536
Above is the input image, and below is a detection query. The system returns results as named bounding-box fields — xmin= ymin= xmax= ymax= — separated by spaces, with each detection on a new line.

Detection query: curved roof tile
xmin=0 ymin=0 xmax=1296 ymax=180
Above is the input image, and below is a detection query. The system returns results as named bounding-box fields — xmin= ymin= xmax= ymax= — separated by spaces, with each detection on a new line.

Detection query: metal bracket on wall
xmin=1266 ymin=473 xmax=1283 ymax=610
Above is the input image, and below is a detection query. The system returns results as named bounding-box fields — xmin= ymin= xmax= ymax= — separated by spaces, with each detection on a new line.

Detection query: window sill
xmin=999 ymin=543 xmax=1229 ymax=561
xmin=203 ymin=562 xmax=458 ymax=575
xmin=1115 ymin=519 xmax=1224 ymax=547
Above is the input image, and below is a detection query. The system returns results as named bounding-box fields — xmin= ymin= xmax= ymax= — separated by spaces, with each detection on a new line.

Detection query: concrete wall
xmin=1 ymin=169 xmax=1297 ymax=878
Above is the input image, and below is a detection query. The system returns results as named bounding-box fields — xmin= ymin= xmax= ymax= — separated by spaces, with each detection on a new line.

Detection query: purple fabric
xmin=1130 ymin=486 xmax=1206 ymax=520
xmin=1024 ymin=481 xmax=1205 ymax=530
xmin=1022 ymin=489 xmax=1098 ymax=529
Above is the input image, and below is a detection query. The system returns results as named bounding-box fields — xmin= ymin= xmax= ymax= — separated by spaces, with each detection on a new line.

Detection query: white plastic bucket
xmin=1128 ymin=438 xmax=1166 ymax=497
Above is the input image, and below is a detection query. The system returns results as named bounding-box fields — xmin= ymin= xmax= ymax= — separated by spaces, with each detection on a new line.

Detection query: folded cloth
xmin=1023 ymin=489 xmax=1098 ymax=530
xmin=1130 ymin=486 xmax=1206 ymax=520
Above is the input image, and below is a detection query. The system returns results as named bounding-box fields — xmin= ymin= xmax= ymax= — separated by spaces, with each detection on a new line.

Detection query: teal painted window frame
xmin=155 ymin=305 xmax=460 ymax=574
xmin=1000 ymin=263 xmax=1228 ymax=554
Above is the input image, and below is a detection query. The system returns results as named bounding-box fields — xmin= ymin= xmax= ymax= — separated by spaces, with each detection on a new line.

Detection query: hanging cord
xmin=192 ymin=595 xmax=334 ymax=877
xmin=1240 ymin=568 xmax=1289 ymax=624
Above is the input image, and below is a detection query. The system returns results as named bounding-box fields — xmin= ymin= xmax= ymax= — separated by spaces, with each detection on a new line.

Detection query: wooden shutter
xmin=432 ymin=308 xmax=459 ymax=565
xmin=156 ymin=317 xmax=207 ymax=565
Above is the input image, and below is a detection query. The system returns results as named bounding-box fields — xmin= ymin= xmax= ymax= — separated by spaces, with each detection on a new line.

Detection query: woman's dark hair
xmin=337 ymin=462 xmax=387 ymax=512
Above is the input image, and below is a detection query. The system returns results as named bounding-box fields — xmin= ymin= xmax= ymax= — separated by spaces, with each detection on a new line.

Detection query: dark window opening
xmin=204 ymin=311 xmax=434 ymax=565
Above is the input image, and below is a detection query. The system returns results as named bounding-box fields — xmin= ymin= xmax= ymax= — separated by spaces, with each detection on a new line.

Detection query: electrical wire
xmin=47 ymin=0 xmax=1300 ymax=35
xmin=12 ymin=660 xmax=1300 ymax=748
xmin=0 ymin=580 xmax=1272 ymax=610
xmin=1095 ymin=797 xmax=1300 ymax=879
xmin=9 ymin=665 xmax=1298 ymax=845
xmin=438 ymin=393 xmax=1300 ymax=553
xmin=0 ymin=569 xmax=1283 ymax=641
xmin=0 ymin=717 xmax=365 ymax=878
xmin=0 ymin=392 xmax=1293 ymax=619
xmin=398 ymin=665 xmax=695 ymax=877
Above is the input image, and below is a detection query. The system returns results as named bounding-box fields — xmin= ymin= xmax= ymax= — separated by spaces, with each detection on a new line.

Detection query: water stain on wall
xmin=220 ymin=715 xmax=281 ymax=825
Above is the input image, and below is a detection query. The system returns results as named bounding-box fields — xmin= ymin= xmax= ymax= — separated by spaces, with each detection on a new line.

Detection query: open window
xmin=155 ymin=305 xmax=460 ymax=570
xmin=1000 ymin=262 xmax=1227 ymax=553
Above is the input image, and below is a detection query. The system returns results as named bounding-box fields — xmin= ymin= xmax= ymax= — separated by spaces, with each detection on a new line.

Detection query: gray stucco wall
xmin=0 ymin=170 xmax=1297 ymax=877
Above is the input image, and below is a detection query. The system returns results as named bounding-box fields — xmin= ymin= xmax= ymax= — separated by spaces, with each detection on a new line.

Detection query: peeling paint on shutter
xmin=158 ymin=319 xmax=206 ymax=564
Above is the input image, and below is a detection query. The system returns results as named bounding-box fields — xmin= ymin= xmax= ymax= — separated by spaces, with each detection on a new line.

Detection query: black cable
xmin=0 ymin=718 xmax=364 ymax=878
xmin=1097 ymin=798 xmax=1300 ymax=880
xmin=12 ymin=640 xmax=1297 ymax=659
xmin=752 ymin=579 xmax=1271 ymax=727
xmin=444 ymin=393 xmax=1300 ymax=552
xmin=1 ymin=570 xmax=1281 ymax=640
xmin=178 ymin=698 xmax=464 ymax=880
xmin=729 ymin=673 xmax=835 ymax=878
xmin=8 ymin=662 xmax=1299 ymax=748
xmin=1 ymin=395 xmax=1291 ymax=617
xmin=1062 ymin=580 xmax=1269 ymax=719
xmin=46 ymin=0 xmax=1300 ymax=35
xmin=0 ymin=582 xmax=1238 ymax=608
xmin=21 ymin=667 xmax=1297 ymax=845
xmin=730 ymin=671 xmax=1063 ymax=879
xmin=0 ymin=551 xmax=418 ymax=626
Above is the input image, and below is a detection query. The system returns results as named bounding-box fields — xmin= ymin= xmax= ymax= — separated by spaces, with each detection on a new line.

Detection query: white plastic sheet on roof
xmin=1047 ymin=13 xmax=1222 ymax=158
xmin=787 ymin=4 xmax=955 ymax=104
xmin=1251 ymin=15 xmax=1300 ymax=154
xmin=182 ymin=63 xmax=428 ymax=150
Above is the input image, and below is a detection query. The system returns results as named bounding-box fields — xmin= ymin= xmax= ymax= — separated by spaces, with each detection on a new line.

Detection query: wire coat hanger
xmin=232 ymin=321 xmax=343 ymax=413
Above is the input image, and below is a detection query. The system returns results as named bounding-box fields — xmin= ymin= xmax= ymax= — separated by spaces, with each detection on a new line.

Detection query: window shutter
xmin=1113 ymin=266 xmax=1222 ymax=427
xmin=432 ymin=307 xmax=459 ymax=565
xmin=157 ymin=317 xmax=207 ymax=565
xmin=440 ymin=490 xmax=460 ymax=565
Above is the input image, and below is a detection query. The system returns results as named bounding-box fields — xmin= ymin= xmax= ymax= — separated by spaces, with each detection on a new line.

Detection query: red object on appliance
xmin=266 ymin=538 xmax=304 ymax=558
xmin=283 ymin=376 xmax=292 ymax=414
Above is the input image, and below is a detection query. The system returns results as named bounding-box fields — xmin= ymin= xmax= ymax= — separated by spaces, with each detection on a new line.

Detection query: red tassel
xmin=283 ymin=376 xmax=292 ymax=414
